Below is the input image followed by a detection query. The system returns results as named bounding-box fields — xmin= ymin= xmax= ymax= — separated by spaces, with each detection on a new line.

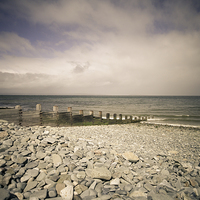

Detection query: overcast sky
xmin=0 ymin=0 xmax=200 ymax=95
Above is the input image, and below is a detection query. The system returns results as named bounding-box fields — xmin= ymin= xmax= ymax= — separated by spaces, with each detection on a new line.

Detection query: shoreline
xmin=0 ymin=121 xmax=200 ymax=199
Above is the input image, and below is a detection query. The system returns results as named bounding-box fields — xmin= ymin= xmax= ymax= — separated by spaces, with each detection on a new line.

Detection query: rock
xmin=43 ymin=137 xmax=57 ymax=144
xmin=36 ymin=172 xmax=46 ymax=182
xmin=91 ymin=167 xmax=111 ymax=180
xmin=0 ymin=188 xmax=10 ymax=200
xmin=77 ymin=171 xmax=86 ymax=179
xmin=0 ymin=159 xmax=6 ymax=167
xmin=80 ymin=189 xmax=97 ymax=199
xmin=24 ymin=181 xmax=38 ymax=192
xmin=36 ymin=151 xmax=47 ymax=159
xmin=3 ymin=139 xmax=13 ymax=146
xmin=122 ymin=152 xmax=139 ymax=163
xmin=56 ymin=183 xmax=65 ymax=195
xmin=52 ymin=154 xmax=62 ymax=167
xmin=148 ymin=193 xmax=174 ymax=200
xmin=30 ymin=189 xmax=47 ymax=199
xmin=25 ymin=161 xmax=38 ymax=169
xmin=129 ymin=190 xmax=147 ymax=198
xmin=60 ymin=185 xmax=74 ymax=200
xmin=110 ymin=178 xmax=120 ymax=185
xmin=14 ymin=192 xmax=23 ymax=200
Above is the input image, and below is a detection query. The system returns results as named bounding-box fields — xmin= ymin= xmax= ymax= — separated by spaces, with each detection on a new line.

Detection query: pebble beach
xmin=0 ymin=122 xmax=200 ymax=200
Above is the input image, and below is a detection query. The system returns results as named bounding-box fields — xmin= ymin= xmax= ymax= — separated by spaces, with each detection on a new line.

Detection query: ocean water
xmin=0 ymin=95 xmax=200 ymax=127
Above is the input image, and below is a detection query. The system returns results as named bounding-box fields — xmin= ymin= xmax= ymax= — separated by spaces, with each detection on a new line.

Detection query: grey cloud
xmin=73 ymin=62 xmax=90 ymax=74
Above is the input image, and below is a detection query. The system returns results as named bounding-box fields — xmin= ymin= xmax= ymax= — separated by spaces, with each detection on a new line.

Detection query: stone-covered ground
xmin=0 ymin=122 xmax=200 ymax=200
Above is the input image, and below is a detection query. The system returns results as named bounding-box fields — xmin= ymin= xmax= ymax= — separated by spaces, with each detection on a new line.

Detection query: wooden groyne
xmin=0 ymin=104 xmax=149 ymax=127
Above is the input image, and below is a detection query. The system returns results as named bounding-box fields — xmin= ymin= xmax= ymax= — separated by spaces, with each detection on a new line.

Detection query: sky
xmin=0 ymin=0 xmax=200 ymax=95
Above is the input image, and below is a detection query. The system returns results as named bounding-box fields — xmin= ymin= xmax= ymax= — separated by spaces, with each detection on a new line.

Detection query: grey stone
xmin=0 ymin=159 xmax=6 ymax=167
xmin=122 ymin=152 xmax=139 ymax=163
xmin=36 ymin=151 xmax=47 ymax=159
xmin=148 ymin=194 xmax=174 ymax=200
xmin=80 ymin=189 xmax=97 ymax=199
xmin=30 ymin=189 xmax=47 ymax=199
xmin=25 ymin=161 xmax=38 ymax=169
xmin=43 ymin=137 xmax=57 ymax=144
xmin=3 ymin=139 xmax=13 ymax=146
xmin=60 ymin=185 xmax=74 ymax=200
xmin=36 ymin=172 xmax=46 ymax=182
xmin=24 ymin=181 xmax=38 ymax=192
xmin=91 ymin=167 xmax=111 ymax=180
xmin=52 ymin=154 xmax=62 ymax=167
xmin=0 ymin=188 xmax=10 ymax=200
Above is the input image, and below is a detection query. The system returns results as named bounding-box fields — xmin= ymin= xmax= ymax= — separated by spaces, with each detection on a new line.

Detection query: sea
xmin=0 ymin=95 xmax=200 ymax=128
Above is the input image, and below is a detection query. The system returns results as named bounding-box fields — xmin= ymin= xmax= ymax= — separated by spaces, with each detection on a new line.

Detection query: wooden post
xmin=106 ymin=113 xmax=110 ymax=124
xmin=53 ymin=106 xmax=58 ymax=113
xmin=36 ymin=104 xmax=41 ymax=111
xmin=99 ymin=111 xmax=102 ymax=121
xmin=79 ymin=110 xmax=83 ymax=115
xmin=130 ymin=115 xmax=132 ymax=123
xmin=53 ymin=106 xmax=58 ymax=126
xmin=89 ymin=110 xmax=93 ymax=116
xmin=15 ymin=105 xmax=22 ymax=126
xmin=68 ymin=107 xmax=72 ymax=113
xmin=119 ymin=114 xmax=122 ymax=121
xmin=125 ymin=115 xmax=128 ymax=123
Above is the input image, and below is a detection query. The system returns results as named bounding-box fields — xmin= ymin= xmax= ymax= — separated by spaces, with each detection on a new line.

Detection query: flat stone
xmin=21 ymin=173 xmax=32 ymax=182
xmin=129 ymin=190 xmax=147 ymax=198
xmin=24 ymin=181 xmax=38 ymax=192
xmin=26 ymin=161 xmax=38 ymax=169
xmin=56 ymin=183 xmax=65 ymax=195
xmin=27 ymin=169 xmax=39 ymax=178
xmin=110 ymin=178 xmax=120 ymax=185
xmin=77 ymin=171 xmax=86 ymax=179
xmin=91 ymin=167 xmax=111 ymax=180
xmin=43 ymin=137 xmax=57 ymax=144
xmin=52 ymin=154 xmax=62 ymax=167
xmin=36 ymin=151 xmax=47 ymax=159
xmin=14 ymin=192 xmax=23 ymax=200
xmin=36 ymin=172 xmax=46 ymax=182
xmin=149 ymin=194 xmax=174 ymax=200
xmin=0 ymin=159 xmax=6 ymax=167
xmin=60 ymin=185 xmax=74 ymax=200
xmin=80 ymin=189 xmax=97 ymax=199
xmin=30 ymin=189 xmax=47 ymax=199
xmin=3 ymin=139 xmax=13 ymax=146
xmin=122 ymin=152 xmax=139 ymax=163
xmin=0 ymin=188 xmax=10 ymax=200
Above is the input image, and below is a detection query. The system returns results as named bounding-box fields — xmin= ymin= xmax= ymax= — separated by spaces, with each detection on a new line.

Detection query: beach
xmin=0 ymin=122 xmax=200 ymax=200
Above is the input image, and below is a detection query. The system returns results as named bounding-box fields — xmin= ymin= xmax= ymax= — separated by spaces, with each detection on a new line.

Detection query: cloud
xmin=0 ymin=32 xmax=34 ymax=55
xmin=72 ymin=62 xmax=90 ymax=74
xmin=0 ymin=0 xmax=200 ymax=95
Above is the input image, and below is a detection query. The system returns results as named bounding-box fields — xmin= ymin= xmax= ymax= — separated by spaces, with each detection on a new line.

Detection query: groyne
xmin=0 ymin=104 xmax=149 ymax=127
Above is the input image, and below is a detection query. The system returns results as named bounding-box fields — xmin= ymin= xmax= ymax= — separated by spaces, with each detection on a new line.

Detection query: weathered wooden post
xmin=119 ymin=114 xmax=122 ymax=123
xmin=36 ymin=104 xmax=41 ymax=111
xmin=68 ymin=107 xmax=72 ymax=113
xmin=53 ymin=106 xmax=58 ymax=113
xmin=53 ymin=106 xmax=58 ymax=126
xmin=125 ymin=115 xmax=128 ymax=123
xmin=99 ymin=111 xmax=102 ymax=122
xmin=113 ymin=113 xmax=117 ymax=123
xmin=130 ymin=115 xmax=132 ymax=123
xmin=15 ymin=105 xmax=22 ymax=126
xmin=79 ymin=110 xmax=83 ymax=115
xmin=36 ymin=104 xmax=42 ymax=126
xmin=89 ymin=111 xmax=94 ymax=124
xmin=79 ymin=110 xmax=84 ymax=125
xmin=106 ymin=113 xmax=110 ymax=124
